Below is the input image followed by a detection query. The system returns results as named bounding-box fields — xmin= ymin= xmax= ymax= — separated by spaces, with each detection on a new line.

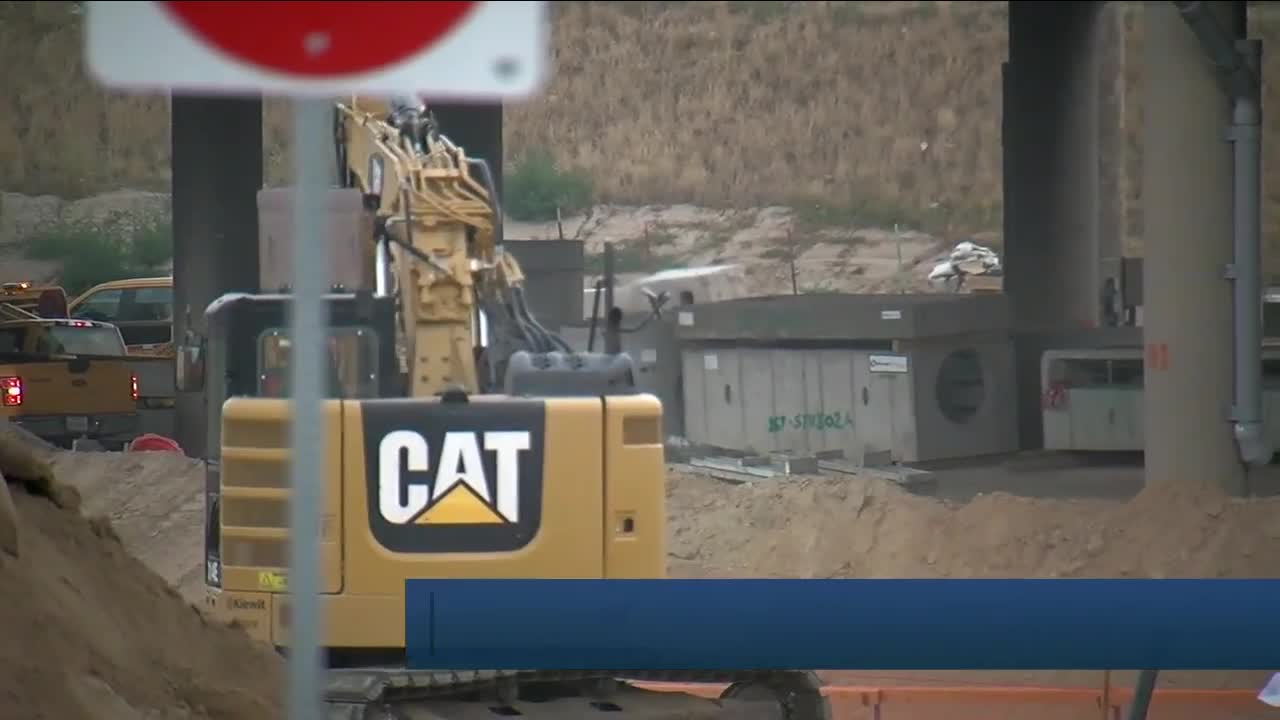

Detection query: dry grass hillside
xmin=5 ymin=2 xmax=1280 ymax=265
xmin=509 ymin=1 xmax=1006 ymax=236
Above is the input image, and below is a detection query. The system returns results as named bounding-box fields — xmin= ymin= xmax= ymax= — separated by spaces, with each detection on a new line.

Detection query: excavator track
xmin=323 ymin=669 xmax=830 ymax=720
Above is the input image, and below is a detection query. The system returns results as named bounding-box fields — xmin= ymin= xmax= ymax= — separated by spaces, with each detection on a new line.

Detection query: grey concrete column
xmin=1004 ymin=1 xmax=1103 ymax=449
xmin=1097 ymin=2 xmax=1130 ymax=273
xmin=171 ymin=95 xmax=263 ymax=459
xmin=1142 ymin=1 xmax=1241 ymax=490
xmin=1005 ymin=1 xmax=1103 ymax=332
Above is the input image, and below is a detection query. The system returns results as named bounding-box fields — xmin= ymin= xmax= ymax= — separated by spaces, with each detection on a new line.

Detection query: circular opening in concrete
xmin=936 ymin=348 xmax=985 ymax=424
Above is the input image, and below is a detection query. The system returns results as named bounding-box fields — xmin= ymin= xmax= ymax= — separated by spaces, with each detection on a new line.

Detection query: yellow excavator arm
xmin=334 ymin=95 xmax=547 ymax=397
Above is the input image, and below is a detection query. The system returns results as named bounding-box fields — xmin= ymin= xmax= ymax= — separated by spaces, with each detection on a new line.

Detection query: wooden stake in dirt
xmin=787 ymin=227 xmax=800 ymax=295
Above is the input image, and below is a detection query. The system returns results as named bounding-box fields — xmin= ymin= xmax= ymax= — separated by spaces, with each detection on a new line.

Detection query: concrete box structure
xmin=1041 ymin=344 xmax=1280 ymax=452
xmin=674 ymin=294 xmax=1019 ymax=464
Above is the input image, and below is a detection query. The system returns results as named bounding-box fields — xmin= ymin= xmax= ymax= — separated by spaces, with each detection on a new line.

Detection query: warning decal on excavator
xmin=258 ymin=571 xmax=287 ymax=592
xmin=361 ymin=399 xmax=545 ymax=553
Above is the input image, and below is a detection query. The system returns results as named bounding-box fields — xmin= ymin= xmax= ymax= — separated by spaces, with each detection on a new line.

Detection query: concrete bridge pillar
xmin=1004 ymin=1 xmax=1104 ymax=448
xmin=1142 ymin=1 xmax=1244 ymax=491
xmin=171 ymin=95 xmax=263 ymax=458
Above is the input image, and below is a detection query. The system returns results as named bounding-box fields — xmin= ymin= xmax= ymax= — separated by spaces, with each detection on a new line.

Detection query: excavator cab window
xmin=256 ymin=326 xmax=380 ymax=399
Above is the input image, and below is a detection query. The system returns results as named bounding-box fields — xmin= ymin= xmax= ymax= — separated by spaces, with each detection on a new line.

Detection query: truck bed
xmin=0 ymin=353 xmax=140 ymax=448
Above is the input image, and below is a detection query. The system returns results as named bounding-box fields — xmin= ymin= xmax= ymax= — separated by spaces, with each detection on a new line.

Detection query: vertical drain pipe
xmin=1228 ymin=38 xmax=1270 ymax=466
xmin=1174 ymin=1 xmax=1272 ymax=466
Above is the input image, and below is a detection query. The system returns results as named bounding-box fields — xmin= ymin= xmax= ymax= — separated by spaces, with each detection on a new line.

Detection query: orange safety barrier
xmin=634 ymin=681 xmax=1265 ymax=720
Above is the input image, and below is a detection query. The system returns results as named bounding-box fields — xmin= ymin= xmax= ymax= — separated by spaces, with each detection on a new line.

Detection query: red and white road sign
xmin=85 ymin=1 xmax=547 ymax=99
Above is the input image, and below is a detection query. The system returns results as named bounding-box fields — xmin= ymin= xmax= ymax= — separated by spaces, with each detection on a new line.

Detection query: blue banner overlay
xmin=404 ymin=579 xmax=1280 ymax=670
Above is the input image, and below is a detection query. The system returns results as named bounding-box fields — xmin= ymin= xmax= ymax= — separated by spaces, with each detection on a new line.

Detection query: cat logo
xmin=377 ymin=430 xmax=530 ymax=525
xmin=361 ymin=398 xmax=546 ymax=553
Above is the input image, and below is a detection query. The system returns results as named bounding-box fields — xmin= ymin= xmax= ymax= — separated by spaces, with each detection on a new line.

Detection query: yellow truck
xmin=68 ymin=276 xmax=173 ymax=358
xmin=0 ymin=318 xmax=141 ymax=449
xmin=68 ymin=277 xmax=176 ymax=439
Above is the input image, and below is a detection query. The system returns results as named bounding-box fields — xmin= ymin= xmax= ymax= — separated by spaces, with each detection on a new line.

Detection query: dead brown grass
xmin=506 ymin=0 xmax=1008 ymax=236
xmin=0 ymin=3 xmax=170 ymax=198
xmin=7 ymin=1 xmax=1280 ymax=269
xmin=0 ymin=1 xmax=1009 ymax=236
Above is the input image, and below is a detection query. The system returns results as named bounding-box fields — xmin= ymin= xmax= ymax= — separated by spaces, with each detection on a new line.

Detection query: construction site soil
xmin=664 ymin=468 xmax=1280 ymax=581
xmin=0 ymin=469 xmax=284 ymax=719
xmin=4 ymin=447 xmax=1279 ymax=718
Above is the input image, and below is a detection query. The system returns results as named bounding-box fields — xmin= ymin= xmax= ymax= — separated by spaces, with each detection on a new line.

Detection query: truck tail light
xmin=130 ymin=374 xmax=139 ymax=402
xmin=1 ymin=376 xmax=22 ymax=407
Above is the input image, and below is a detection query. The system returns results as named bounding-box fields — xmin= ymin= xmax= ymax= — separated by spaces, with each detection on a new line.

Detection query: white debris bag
xmin=1258 ymin=672 xmax=1280 ymax=706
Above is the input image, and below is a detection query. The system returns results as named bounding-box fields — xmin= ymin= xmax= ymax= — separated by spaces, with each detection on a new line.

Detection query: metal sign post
xmin=86 ymin=4 xmax=548 ymax=719
xmin=286 ymin=97 xmax=331 ymax=720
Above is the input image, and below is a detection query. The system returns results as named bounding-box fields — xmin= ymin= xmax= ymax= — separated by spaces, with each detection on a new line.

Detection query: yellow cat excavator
xmin=195 ymin=96 xmax=829 ymax=719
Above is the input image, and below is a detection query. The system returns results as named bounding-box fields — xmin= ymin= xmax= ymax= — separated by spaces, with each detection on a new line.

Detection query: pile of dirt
xmin=666 ymin=469 xmax=1280 ymax=579
xmin=0 ymin=477 xmax=282 ymax=720
xmin=7 ymin=443 xmax=1275 ymax=711
xmin=51 ymin=449 xmax=207 ymax=601
xmin=44 ymin=448 xmax=1280 ymax=604
xmin=664 ymin=467 xmax=1280 ymax=693
xmin=10 ymin=440 xmax=1274 ymax=710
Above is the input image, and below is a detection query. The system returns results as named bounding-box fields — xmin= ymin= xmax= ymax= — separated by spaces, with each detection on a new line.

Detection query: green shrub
xmin=503 ymin=147 xmax=594 ymax=222
xmin=22 ymin=211 xmax=172 ymax=296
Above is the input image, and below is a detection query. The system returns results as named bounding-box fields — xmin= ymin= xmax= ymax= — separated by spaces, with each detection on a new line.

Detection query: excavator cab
xmin=201 ymin=290 xmax=402 ymax=404
xmin=197 ymin=290 xmax=401 ymax=590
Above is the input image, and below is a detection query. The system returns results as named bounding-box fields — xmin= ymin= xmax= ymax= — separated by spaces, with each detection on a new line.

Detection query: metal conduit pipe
xmin=1173 ymin=1 xmax=1272 ymax=466
xmin=1230 ymin=39 xmax=1269 ymax=465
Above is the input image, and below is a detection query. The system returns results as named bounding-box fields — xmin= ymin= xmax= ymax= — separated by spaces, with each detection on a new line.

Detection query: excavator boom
xmin=334 ymin=95 xmax=540 ymax=396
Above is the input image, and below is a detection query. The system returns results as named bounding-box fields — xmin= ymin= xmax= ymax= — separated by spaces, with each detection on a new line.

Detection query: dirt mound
xmin=43 ymin=447 xmax=1280 ymax=595
xmin=44 ymin=449 xmax=1280 ymax=606
xmin=665 ymin=468 xmax=1280 ymax=693
xmin=9 ymin=440 xmax=1272 ymax=709
xmin=0 ymin=479 xmax=282 ymax=720
xmin=51 ymin=449 xmax=207 ymax=601
xmin=666 ymin=469 xmax=1280 ymax=579
xmin=9 ymin=445 xmax=1273 ymax=709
